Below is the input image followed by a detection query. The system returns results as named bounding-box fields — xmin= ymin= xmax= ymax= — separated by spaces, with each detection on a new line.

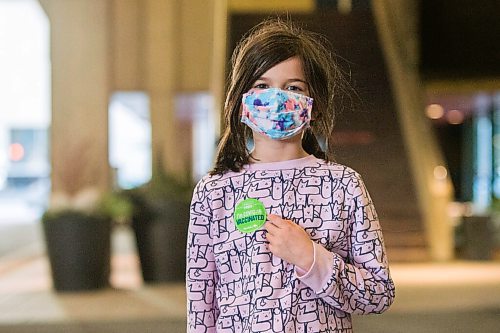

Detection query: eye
xmin=253 ymin=83 xmax=268 ymax=89
xmin=286 ymin=85 xmax=303 ymax=92
xmin=286 ymin=81 xmax=308 ymax=93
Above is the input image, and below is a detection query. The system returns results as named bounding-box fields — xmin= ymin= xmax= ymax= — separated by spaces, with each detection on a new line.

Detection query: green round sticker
xmin=234 ymin=198 xmax=267 ymax=233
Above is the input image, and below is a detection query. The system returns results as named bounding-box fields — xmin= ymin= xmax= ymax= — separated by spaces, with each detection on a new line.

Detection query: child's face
xmin=249 ymin=56 xmax=309 ymax=96
xmin=241 ymin=56 xmax=313 ymax=142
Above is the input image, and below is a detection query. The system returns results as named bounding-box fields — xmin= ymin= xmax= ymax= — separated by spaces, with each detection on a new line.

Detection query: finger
xmin=264 ymin=230 xmax=274 ymax=242
xmin=267 ymin=214 xmax=286 ymax=227
xmin=264 ymin=221 xmax=278 ymax=233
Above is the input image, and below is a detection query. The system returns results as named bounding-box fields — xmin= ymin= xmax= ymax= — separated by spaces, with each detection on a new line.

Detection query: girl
xmin=186 ymin=19 xmax=395 ymax=333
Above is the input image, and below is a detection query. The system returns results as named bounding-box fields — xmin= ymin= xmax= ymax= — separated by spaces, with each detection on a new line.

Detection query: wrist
xmin=296 ymin=240 xmax=314 ymax=271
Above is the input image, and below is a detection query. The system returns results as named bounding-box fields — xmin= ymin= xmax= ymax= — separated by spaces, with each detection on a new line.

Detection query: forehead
xmin=259 ymin=56 xmax=306 ymax=81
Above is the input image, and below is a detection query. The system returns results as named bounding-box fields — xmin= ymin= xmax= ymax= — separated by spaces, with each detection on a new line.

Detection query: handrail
xmin=372 ymin=0 xmax=455 ymax=261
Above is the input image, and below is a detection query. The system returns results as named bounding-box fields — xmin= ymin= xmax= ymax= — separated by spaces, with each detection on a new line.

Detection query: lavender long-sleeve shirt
xmin=186 ymin=155 xmax=395 ymax=332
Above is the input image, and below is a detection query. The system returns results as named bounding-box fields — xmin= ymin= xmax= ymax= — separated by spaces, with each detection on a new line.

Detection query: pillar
xmin=39 ymin=0 xmax=111 ymax=196
xmin=144 ymin=0 xmax=225 ymax=177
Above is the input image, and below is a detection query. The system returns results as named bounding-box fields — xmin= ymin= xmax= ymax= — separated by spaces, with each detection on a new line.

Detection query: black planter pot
xmin=459 ymin=215 xmax=493 ymax=260
xmin=132 ymin=198 xmax=189 ymax=283
xmin=43 ymin=212 xmax=111 ymax=292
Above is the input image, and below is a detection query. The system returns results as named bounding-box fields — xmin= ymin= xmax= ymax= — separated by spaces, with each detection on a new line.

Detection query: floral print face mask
xmin=241 ymin=88 xmax=313 ymax=140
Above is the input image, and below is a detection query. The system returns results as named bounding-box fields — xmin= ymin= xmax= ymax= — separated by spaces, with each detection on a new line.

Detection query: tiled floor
xmin=0 ymin=226 xmax=499 ymax=332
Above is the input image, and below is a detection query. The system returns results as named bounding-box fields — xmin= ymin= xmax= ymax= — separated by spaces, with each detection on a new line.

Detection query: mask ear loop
xmin=300 ymin=128 xmax=307 ymax=141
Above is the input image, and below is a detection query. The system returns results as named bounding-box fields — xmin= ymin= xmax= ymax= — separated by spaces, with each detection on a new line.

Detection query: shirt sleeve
xmin=186 ymin=178 xmax=219 ymax=332
xmin=295 ymin=172 xmax=396 ymax=315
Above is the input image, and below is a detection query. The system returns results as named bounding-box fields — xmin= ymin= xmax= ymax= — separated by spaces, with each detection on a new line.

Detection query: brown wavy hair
xmin=211 ymin=19 xmax=350 ymax=175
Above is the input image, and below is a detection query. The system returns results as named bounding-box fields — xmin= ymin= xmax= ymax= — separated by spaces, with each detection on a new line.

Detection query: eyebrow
xmin=256 ymin=77 xmax=308 ymax=84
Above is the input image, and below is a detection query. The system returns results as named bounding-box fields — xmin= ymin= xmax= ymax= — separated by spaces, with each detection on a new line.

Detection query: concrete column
xmin=40 ymin=0 xmax=228 ymax=188
xmin=144 ymin=0 xmax=225 ymax=177
xmin=39 ymin=0 xmax=111 ymax=195
xmin=211 ymin=0 xmax=228 ymax=137
xmin=143 ymin=0 xmax=180 ymax=176
xmin=110 ymin=0 xmax=145 ymax=91
xmin=178 ymin=0 xmax=215 ymax=91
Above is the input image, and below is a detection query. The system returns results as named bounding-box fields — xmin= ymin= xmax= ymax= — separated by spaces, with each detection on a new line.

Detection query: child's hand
xmin=264 ymin=214 xmax=314 ymax=271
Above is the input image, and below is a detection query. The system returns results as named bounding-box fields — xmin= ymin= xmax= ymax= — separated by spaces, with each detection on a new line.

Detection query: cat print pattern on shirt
xmin=186 ymin=156 xmax=395 ymax=333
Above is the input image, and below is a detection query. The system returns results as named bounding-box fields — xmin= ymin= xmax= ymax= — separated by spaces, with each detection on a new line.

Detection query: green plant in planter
xmin=129 ymin=170 xmax=195 ymax=283
xmin=42 ymin=187 xmax=133 ymax=292
xmin=100 ymin=190 xmax=134 ymax=225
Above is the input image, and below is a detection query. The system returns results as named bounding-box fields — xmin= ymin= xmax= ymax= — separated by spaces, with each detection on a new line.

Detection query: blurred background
xmin=0 ymin=0 xmax=499 ymax=332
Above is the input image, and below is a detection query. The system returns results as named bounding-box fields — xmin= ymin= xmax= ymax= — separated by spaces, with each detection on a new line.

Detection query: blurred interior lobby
xmin=0 ymin=0 xmax=499 ymax=332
